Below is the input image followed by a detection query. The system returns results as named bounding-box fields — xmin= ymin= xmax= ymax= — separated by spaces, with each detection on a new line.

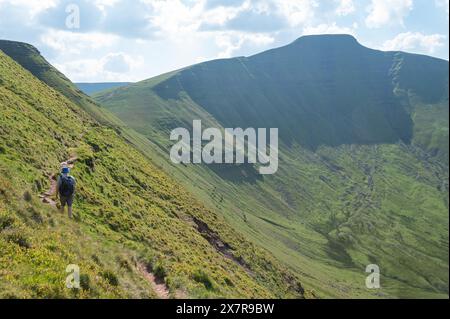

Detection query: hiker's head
xmin=62 ymin=167 xmax=70 ymax=175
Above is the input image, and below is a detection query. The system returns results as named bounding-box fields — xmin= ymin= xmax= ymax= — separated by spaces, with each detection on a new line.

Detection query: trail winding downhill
xmin=137 ymin=262 xmax=171 ymax=299
xmin=39 ymin=155 xmax=175 ymax=299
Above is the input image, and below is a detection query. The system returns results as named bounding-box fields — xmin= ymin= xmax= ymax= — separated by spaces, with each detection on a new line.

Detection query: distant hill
xmin=76 ymin=82 xmax=132 ymax=95
xmin=95 ymin=34 xmax=449 ymax=298
xmin=97 ymin=34 xmax=448 ymax=160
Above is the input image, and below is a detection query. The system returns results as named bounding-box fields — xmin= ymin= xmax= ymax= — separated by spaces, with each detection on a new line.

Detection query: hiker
xmin=56 ymin=166 xmax=76 ymax=218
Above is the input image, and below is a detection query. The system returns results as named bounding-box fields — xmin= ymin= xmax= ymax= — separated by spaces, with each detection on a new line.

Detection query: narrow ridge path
xmin=137 ymin=262 xmax=170 ymax=299
xmin=39 ymin=155 xmax=174 ymax=299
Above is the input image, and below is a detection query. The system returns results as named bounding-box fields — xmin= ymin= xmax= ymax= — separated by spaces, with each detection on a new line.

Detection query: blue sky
xmin=0 ymin=0 xmax=448 ymax=82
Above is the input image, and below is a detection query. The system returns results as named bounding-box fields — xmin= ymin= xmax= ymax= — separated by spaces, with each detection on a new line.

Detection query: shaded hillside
xmin=0 ymin=46 xmax=306 ymax=298
xmin=97 ymin=35 xmax=448 ymax=159
xmin=95 ymin=35 xmax=449 ymax=298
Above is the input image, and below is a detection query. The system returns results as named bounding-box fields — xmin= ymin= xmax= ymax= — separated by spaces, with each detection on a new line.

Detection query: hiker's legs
xmin=59 ymin=197 xmax=66 ymax=213
xmin=67 ymin=196 xmax=74 ymax=219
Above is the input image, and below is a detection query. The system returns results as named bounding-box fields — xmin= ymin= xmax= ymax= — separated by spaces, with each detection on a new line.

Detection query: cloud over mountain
xmin=0 ymin=0 xmax=447 ymax=82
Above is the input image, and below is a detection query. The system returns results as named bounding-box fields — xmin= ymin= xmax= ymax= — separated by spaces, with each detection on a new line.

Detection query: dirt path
xmin=39 ymin=157 xmax=78 ymax=207
xmin=38 ymin=155 xmax=173 ymax=299
xmin=137 ymin=262 xmax=170 ymax=299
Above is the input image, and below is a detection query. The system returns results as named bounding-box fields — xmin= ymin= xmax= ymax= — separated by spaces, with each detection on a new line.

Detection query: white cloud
xmin=201 ymin=2 xmax=245 ymax=27
xmin=215 ymin=32 xmax=274 ymax=58
xmin=275 ymin=0 xmax=318 ymax=27
xmin=40 ymin=30 xmax=118 ymax=54
xmin=94 ymin=0 xmax=121 ymax=10
xmin=0 ymin=0 xmax=56 ymax=16
xmin=103 ymin=52 xmax=132 ymax=73
xmin=365 ymin=0 xmax=413 ymax=28
xmin=335 ymin=0 xmax=355 ymax=16
xmin=55 ymin=51 xmax=143 ymax=81
xmin=435 ymin=0 xmax=449 ymax=15
xmin=204 ymin=0 xmax=245 ymax=10
xmin=200 ymin=0 xmax=318 ymax=33
xmin=303 ymin=22 xmax=357 ymax=36
xmin=54 ymin=59 xmax=100 ymax=81
xmin=382 ymin=32 xmax=446 ymax=54
xmin=149 ymin=0 xmax=205 ymax=37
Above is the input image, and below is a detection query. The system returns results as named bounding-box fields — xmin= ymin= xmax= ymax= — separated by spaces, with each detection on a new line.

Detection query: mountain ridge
xmin=97 ymin=34 xmax=448 ymax=159
xmin=95 ymin=34 xmax=449 ymax=298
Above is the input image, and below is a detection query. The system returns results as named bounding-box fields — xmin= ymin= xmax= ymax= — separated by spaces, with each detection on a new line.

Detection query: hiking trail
xmin=38 ymin=155 xmax=175 ymax=299
xmin=137 ymin=262 xmax=171 ymax=299
xmin=39 ymin=156 xmax=78 ymax=207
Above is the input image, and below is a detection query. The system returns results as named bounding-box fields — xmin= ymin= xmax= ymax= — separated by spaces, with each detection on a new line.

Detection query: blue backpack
xmin=59 ymin=175 xmax=75 ymax=197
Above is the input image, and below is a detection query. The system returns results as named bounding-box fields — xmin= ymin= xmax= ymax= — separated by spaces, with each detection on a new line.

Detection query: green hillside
xmin=0 ymin=46 xmax=307 ymax=298
xmin=0 ymin=39 xmax=190 ymax=194
xmin=95 ymin=35 xmax=449 ymax=298
xmin=0 ymin=40 xmax=111 ymax=124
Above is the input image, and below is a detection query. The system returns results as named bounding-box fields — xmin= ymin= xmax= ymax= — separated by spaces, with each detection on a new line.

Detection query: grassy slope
xmin=0 ymin=40 xmax=114 ymax=125
xmin=95 ymin=35 xmax=449 ymax=298
xmin=0 ymin=40 xmax=180 ymax=188
xmin=0 ymin=49 xmax=307 ymax=298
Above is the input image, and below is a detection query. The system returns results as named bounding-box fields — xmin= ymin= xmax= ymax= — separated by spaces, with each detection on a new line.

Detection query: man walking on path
xmin=56 ymin=166 xmax=76 ymax=218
